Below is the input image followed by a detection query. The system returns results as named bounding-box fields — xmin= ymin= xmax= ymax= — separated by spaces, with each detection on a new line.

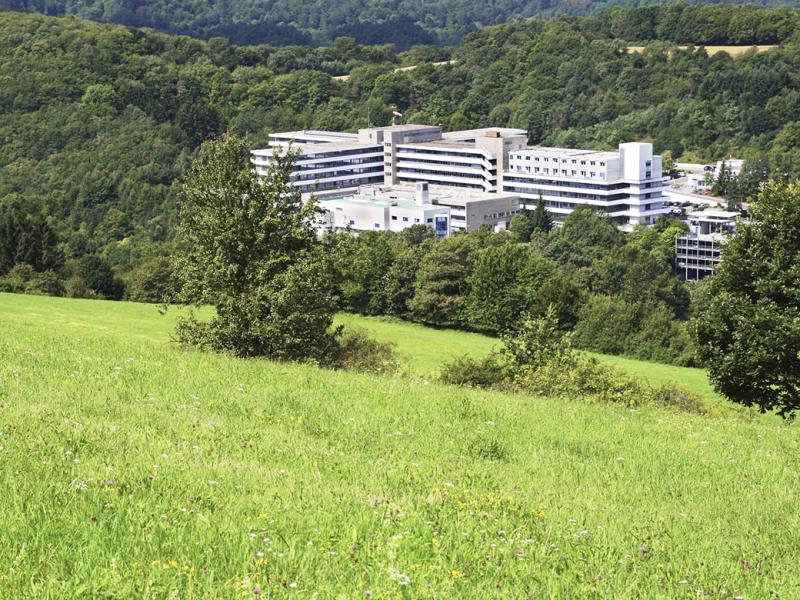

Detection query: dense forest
xmin=2 ymin=4 xmax=800 ymax=363
xmin=3 ymin=0 xmax=800 ymax=47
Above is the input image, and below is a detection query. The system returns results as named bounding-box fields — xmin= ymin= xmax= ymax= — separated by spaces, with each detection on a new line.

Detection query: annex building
xmin=675 ymin=209 xmax=740 ymax=280
xmin=251 ymin=125 xmax=670 ymax=232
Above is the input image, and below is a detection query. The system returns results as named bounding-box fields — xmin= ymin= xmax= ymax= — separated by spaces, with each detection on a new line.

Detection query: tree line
xmin=324 ymin=206 xmax=695 ymax=366
xmin=3 ymin=7 xmax=800 ymax=300
xmin=3 ymin=0 xmax=800 ymax=47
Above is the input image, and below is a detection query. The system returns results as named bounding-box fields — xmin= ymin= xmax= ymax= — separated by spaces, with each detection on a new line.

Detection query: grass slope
xmin=0 ymin=293 xmax=721 ymax=402
xmin=0 ymin=293 xmax=798 ymax=597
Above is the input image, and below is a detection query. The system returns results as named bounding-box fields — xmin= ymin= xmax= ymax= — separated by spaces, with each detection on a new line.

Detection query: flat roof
xmin=269 ymin=130 xmax=359 ymax=140
xmin=319 ymin=195 xmax=443 ymax=211
xmin=688 ymin=209 xmax=740 ymax=219
xmin=252 ymin=141 xmax=379 ymax=155
xmin=443 ymin=127 xmax=527 ymax=139
xmin=365 ymin=124 xmax=442 ymax=132
xmin=514 ymin=146 xmax=619 ymax=160
xmin=350 ymin=183 xmax=518 ymax=203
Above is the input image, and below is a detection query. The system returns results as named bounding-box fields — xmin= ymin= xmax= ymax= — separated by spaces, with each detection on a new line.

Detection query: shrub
xmin=25 ymin=270 xmax=65 ymax=296
xmin=515 ymin=357 xmax=705 ymax=413
xmin=438 ymin=353 xmax=505 ymax=388
xmin=334 ymin=326 xmax=399 ymax=374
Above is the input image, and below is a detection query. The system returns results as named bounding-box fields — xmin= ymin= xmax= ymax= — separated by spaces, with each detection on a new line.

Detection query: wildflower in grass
xmin=388 ymin=566 xmax=410 ymax=586
xmin=363 ymin=591 xmax=372 ymax=598
xmin=451 ymin=570 xmax=463 ymax=579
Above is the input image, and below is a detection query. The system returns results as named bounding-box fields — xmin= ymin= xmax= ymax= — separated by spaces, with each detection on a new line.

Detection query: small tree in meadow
xmin=173 ymin=133 xmax=340 ymax=361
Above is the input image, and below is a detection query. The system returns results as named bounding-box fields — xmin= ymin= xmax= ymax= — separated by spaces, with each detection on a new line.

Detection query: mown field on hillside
xmin=1 ymin=293 xmax=797 ymax=597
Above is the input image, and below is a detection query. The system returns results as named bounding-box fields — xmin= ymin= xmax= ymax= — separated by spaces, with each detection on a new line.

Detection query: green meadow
xmin=0 ymin=293 xmax=797 ymax=598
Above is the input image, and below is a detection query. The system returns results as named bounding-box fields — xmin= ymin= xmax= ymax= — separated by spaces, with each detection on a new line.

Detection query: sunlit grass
xmin=1 ymin=293 xmax=796 ymax=597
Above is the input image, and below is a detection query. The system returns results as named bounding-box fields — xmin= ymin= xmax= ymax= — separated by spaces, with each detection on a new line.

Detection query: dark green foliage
xmin=573 ymin=295 xmax=696 ymax=365
xmin=531 ymin=197 xmax=554 ymax=234
xmin=173 ymin=133 xmax=340 ymax=361
xmin=76 ymin=254 xmax=124 ymax=299
xmin=509 ymin=198 xmax=553 ymax=242
xmin=545 ymin=207 xmax=624 ymax=269
xmin=466 ymin=244 xmax=559 ymax=334
xmin=334 ymin=326 xmax=398 ymax=374
xmin=694 ymin=181 xmax=800 ymax=416
xmin=438 ymin=354 xmax=505 ymax=388
xmin=407 ymin=234 xmax=480 ymax=328
xmin=0 ymin=206 xmax=63 ymax=275
xmin=126 ymin=256 xmax=178 ymax=303
xmin=4 ymin=0 xmax=800 ymax=48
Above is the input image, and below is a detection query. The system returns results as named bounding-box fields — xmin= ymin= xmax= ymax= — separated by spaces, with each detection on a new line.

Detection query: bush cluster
xmin=439 ymin=308 xmax=705 ymax=414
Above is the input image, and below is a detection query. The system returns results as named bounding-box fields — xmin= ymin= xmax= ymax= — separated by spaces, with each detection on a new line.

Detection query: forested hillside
xmin=3 ymin=0 xmax=800 ymax=46
xmin=2 ymin=5 xmax=800 ymax=303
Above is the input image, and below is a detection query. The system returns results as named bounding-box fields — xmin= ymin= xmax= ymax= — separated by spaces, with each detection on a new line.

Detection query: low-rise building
xmin=675 ymin=209 xmax=740 ymax=280
xmin=324 ymin=183 xmax=522 ymax=233
xmin=317 ymin=182 xmax=451 ymax=238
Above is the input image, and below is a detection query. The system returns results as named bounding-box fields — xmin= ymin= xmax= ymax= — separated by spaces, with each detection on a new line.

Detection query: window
xmin=391 ymin=215 xmax=397 ymax=220
xmin=426 ymin=218 xmax=433 ymax=223
xmin=414 ymin=218 xmax=420 ymax=223
xmin=374 ymin=223 xmax=380 ymax=228
xmin=348 ymin=219 xmax=355 ymax=225
xmin=402 ymin=217 xmax=409 ymax=222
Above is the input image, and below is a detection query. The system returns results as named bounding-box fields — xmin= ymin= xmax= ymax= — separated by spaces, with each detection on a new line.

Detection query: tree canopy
xmin=693 ymin=181 xmax=800 ymax=416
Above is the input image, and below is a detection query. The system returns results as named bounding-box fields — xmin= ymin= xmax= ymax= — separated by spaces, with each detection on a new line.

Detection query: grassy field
xmin=1 ymin=293 xmax=798 ymax=597
xmin=0 ymin=292 xmax=721 ymax=402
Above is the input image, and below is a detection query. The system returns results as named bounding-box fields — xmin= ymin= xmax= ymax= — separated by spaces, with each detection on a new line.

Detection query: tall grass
xmin=0 ymin=293 xmax=797 ymax=597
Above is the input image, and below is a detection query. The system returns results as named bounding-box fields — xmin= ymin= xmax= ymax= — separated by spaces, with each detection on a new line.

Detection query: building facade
xmin=252 ymin=126 xmax=670 ymax=230
xmin=502 ymin=142 xmax=670 ymax=230
xmin=675 ymin=209 xmax=739 ymax=280
xmin=317 ymin=182 xmax=451 ymax=238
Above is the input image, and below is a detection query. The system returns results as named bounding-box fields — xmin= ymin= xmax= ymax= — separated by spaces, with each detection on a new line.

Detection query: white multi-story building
xmin=252 ymin=125 xmax=527 ymax=196
xmin=675 ymin=209 xmax=740 ymax=280
xmin=317 ymin=182 xmax=451 ymax=238
xmin=502 ymin=142 xmax=670 ymax=230
xmin=252 ymin=126 xmax=671 ymax=230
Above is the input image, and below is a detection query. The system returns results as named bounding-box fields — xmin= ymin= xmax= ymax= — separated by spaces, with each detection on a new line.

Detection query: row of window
xmin=513 ymin=155 xmax=607 ymax=167
xmin=293 ymin=166 xmax=383 ymax=182
xmin=294 ymin=158 xmax=381 ymax=171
